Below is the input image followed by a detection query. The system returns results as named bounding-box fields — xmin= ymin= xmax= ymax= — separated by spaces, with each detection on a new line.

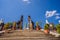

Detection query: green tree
xmin=51 ymin=24 xmax=54 ymax=29
xmin=9 ymin=22 xmax=13 ymax=26
xmin=44 ymin=24 xmax=49 ymax=30
xmin=36 ymin=22 xmax=39 ymax=26
xmin=36 ymin=21 xmax=41 ymax=30
xmin=12 ymin=22 xmax=16 ymax=30
xmin=49 ymin=23 xmax=54 ymax=30
xmin=4 ymin=23 xmax=10 ymax=29
xmin=56 ymin=24 xmax=60 ymax=34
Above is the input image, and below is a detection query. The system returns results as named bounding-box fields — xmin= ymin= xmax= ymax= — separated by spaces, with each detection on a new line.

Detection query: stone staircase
xmin=0 ymin=30 xmax=60 ymax=40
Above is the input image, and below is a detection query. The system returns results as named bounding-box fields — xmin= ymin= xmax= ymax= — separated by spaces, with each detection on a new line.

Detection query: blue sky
xmin=0 ymin=0 xmax=60 ymax=28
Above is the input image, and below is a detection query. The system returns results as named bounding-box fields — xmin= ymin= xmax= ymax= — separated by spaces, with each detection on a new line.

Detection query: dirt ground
xmin=0 ymin=30 xmax=60 ymax=40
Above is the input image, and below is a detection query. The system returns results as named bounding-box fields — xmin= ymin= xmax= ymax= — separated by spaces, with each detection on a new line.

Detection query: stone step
xmin=0 ymin=36 xmax=59 ymax=40
xmin=0 ymin=30 xmax=60 ymax=40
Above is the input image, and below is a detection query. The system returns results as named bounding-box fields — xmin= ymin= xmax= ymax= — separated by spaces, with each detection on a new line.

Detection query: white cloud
xmin=55 ymin=13 xmax=60 ymax=15
xmin=55 ymin=13 xmax=60 ymax=19
xmin=0 ymin=18 xmax=3 ymax=24
xmin=22 ymin=0 xmax=31 ymax=4
xmin=56 ymin=16 xmax=60 ymax=19
xmin=45 ymin=10 xmax=57 ymax=18
xmin=58 ymin=20 xmax=60 ymax=24
xmin=46 ymin=20 xmax=49 ymax=24
xmin=23 ymin=0 xmax=29 ymax=2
